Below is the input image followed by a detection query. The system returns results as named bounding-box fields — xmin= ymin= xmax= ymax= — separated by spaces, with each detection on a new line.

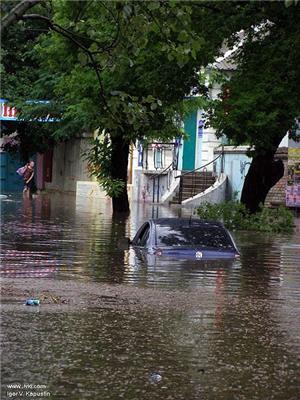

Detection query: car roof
xmin=148 ymin=218 xmax=225 ymax=228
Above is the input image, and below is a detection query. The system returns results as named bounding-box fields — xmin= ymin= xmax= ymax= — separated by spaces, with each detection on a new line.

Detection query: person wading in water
xmin=23 ymin=160 xmax=35 ymax=197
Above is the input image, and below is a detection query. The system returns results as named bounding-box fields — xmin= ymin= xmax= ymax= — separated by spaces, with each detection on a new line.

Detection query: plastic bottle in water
xmin=25 ymin=299 xmax=40 ymax=306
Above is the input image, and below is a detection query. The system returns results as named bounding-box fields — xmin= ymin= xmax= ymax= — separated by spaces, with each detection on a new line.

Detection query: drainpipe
xmin=152 ymin=178 xmax=155 ymax=203
xmin=221 ymin=145 xmax=225 ymax=175
xmin=128 ymin=143 xmax=133 ymax=184
xmin=145 ymin=146 xmax=148 ymax=170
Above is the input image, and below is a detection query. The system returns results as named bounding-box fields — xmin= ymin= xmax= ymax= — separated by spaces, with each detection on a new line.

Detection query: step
xmin=171 ymin=174 xmax=217 ymax=204
xmin=181 ymin=173 xmax=215 ymax=178
xmin=181 ymin=171 xmax=214 ymax=177
xmin=179 ymin=182 xmax=215 ymax=190
xmin=181 ymin=176 xmax=215 ymax=181
xmin=173 ymin=192 xmax=208 ymax=201
xmin=181 ymin=178 xmax=215 ymax=185
xmin=181 ymin=185 xmax=212 ymax=190
xmin=181 ymin=185 xmax=212 ymax=191
xmin=182 ymin=182 xmax=214 ymax=190
xmin=172 ymin=188 xmax=215 ymax=203
xmin=181 ymin=183 xmax=215 ymax=190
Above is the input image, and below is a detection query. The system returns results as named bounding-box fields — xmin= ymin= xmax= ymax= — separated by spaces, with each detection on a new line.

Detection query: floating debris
xmin=25 ymin=299 xmax=40 ymax=306
xmin=149 ymin=372 xmax=162 ymax=383
xmin=39 ymin=292 xmax=69 ymax=304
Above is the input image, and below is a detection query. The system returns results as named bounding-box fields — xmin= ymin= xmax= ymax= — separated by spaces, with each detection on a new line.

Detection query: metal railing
xmin=149 ymin=161 xmax=174 ymax=203
xmin=175 ymin=146 xmax=225 ymax=203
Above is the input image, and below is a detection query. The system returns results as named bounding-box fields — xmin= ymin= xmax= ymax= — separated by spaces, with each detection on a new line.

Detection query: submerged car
xmin=131 ymin=218 xmax=239 ymax=260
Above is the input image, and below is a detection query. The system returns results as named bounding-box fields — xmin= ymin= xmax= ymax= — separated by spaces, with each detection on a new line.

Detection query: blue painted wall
xmin=0 ymin=152 xmax=24 ymax=192
xmin=215 ymin=150 xmax=252 ymax=200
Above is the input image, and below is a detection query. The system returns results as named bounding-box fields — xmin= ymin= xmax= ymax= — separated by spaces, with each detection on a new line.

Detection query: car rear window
xmin=156 ymin=224 xmax=234 ymax=250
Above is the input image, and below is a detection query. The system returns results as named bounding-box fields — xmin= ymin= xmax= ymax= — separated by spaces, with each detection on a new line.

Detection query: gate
xmin=0 ymin=152 xmax=24 ymax=192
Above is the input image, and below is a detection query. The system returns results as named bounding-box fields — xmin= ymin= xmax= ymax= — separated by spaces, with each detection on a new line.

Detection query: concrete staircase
xmin=170 ymin=171 xmax=216 ymax=204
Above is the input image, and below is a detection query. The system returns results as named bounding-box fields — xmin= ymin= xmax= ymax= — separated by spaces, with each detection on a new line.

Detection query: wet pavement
xmin=1 ymin=193 xmax=300 ymax=400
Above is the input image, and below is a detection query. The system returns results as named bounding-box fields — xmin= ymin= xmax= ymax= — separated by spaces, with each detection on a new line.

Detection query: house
xmin=1 ymin=99 xmax=24 ymax=192
xmin=130 ymin=57 xmax=252 ymax=206
xmin=265 ymin=137 xmax=300 ymax=209
xmin=0 ymin=98 xmax=97 ymax=195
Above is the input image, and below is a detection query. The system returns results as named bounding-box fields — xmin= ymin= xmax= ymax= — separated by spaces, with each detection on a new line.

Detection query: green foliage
xmin=285 ymin=0 xmax=299 ymax=7
xmin=2 ymin=120 xmax=56 ymax=161
xmin=2 ymin=0 xmax=239 ymax=143
xmin=208 ymin=2 xmax=300 ymax=156
xmin=1 ymin=1 xmax=63 ymax=159
xmin=2 ymin=0 xmax=237 ymax=207
xmin=83 ymin=133 xmax=125 ymax=198
xmin=196 ymin=202 xmax=295 ymax=234
xmin=197 ymin=201 xmax=250 ymax=231
xmin=4 ymin=0 xmax=299 ymax=211
xmin=248 ymin=206 xmax=295 ymax=234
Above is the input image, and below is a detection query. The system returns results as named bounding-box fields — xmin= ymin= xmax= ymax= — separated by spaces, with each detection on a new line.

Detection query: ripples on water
xmin=1 ymin=194 xmax=300 ymax=291
xmin=1 ymin=193 xmax=300 ymax=399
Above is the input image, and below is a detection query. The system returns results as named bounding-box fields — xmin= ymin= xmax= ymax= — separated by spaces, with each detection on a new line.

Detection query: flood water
xmin=1 ymin=193 xmax=300 ymax=400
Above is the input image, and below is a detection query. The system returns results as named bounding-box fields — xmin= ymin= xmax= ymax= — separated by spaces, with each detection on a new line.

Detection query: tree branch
xmin=21 ymin=13 xmax=53 ymax=26
xmin=1 ymin=0 xmax=42 ymax=34
xmin=23 ymin=10 xmax=120 ymax=55
xmin=21 ymin=13 xmax=119 ymax=124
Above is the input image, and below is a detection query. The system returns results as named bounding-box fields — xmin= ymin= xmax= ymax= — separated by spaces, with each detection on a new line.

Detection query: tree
xmin=4 ymin=1 xmax=298 ymax=214
xmin=2 ymin=0 xmax=235 ymax=213
xmin=209 ymin=2 xmax=300 ymax=212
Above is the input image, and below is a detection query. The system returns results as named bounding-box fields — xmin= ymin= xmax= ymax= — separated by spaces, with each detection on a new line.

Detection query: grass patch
xmin=196 ymin=201 xmax=295 ymax=233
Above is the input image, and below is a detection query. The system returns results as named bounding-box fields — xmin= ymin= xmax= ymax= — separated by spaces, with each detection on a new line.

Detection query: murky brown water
xmin=1 ymin=193 xmax=300 ymax=399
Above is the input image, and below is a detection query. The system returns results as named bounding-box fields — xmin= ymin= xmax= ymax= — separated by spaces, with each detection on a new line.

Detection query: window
xmin=156 ymin=224 xmax=234 ymax=250
xmin=136 ymin=223 xmax=150 ymax=246
xmin=154 ymin=147 xmax=163 ymax=169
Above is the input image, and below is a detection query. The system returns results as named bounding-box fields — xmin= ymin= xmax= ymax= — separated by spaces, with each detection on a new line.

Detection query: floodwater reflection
xmin=1 ymin=194 xmax=239 ymax=286
xmin=1 ymin=193 xmax=300 ymax=399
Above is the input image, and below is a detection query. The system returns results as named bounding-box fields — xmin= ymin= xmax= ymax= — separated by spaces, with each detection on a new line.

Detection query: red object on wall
xmin=44 ymin=149 xmax=53 ymax=182
xmin=1 ymin=103 xmax=17 ymax=119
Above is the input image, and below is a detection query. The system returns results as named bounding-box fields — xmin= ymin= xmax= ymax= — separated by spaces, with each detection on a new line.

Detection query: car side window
xmin=137 ymin=223 xmax=150 ymax=246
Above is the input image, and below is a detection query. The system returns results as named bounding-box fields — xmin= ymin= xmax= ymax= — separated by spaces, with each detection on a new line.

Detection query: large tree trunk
xmin=241 ymin=152 xmax=284 ymax=213
xmin=110 ymin=135 xmax=130 ymax=214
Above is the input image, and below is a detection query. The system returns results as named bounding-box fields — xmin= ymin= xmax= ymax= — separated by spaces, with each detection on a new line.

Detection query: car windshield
xmin=156 ymin=224 xmax=234 ymax=250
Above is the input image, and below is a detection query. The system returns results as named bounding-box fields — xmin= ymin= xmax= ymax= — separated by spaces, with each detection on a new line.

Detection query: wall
xmin=131 ymin=143 xmax=178 ymax=202
xmin=141 ymin=144 xmax=175 ymax=171
xmin=201 ymin=126 xmax=221 ymax=171
xmin=45 ymin=136 xmax=92 ymax=193
xmin=215 ymin=146 xmax=251 ymax=200
xmin=131 ymin=169 xmax=175 ymax=203
xmin=199 ymin=81 xmax=226 ymax=171
xmin=36 ymin=153 xmax=44 ymax=190
xmin=76 ymin=181 xmax=108 ymax=199
xmin=214 ymin=145 xmax=290 ymax=207
xmin=265 ymin=147 xmax=288 ymax=207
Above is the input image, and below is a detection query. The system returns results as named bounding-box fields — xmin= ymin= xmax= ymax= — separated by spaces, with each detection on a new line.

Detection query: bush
xmin=248 ymin=205 xmax=295 ymax=233
xmin=196 ymin=202 xmax=295 ymax=233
